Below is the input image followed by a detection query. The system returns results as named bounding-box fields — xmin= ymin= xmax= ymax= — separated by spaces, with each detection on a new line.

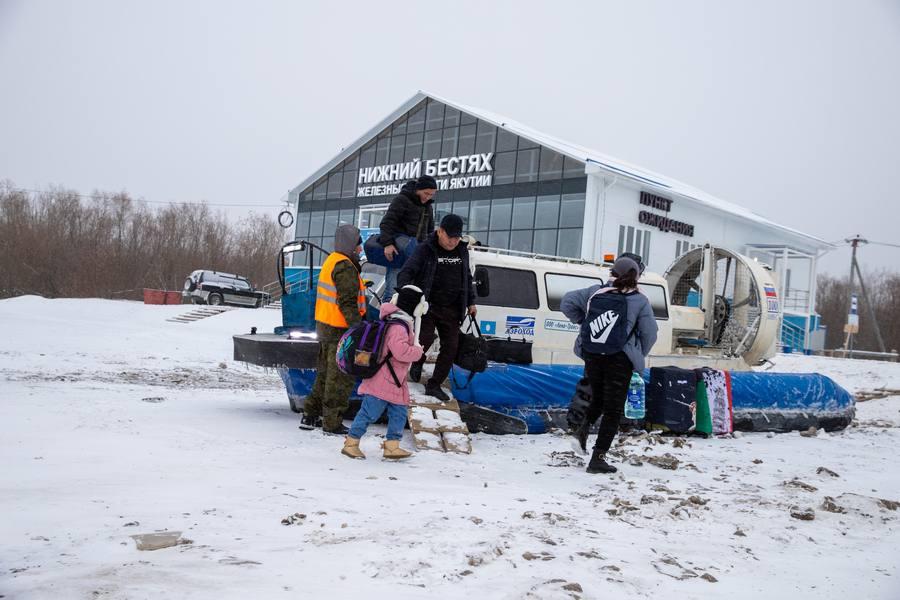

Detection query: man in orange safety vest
xmin=300 ymin=223 xmax=367 ymax=434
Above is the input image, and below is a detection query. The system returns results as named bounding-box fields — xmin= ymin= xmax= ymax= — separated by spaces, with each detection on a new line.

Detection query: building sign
xmin=638 ymin=191 xmax=695 ymax=237
xmin=357 ymin=153 xmax=494 ymax=197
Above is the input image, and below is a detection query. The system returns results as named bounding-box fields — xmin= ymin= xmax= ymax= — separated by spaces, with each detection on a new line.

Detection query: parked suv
xmin=182 ymin=270 xmax=270 ymax=308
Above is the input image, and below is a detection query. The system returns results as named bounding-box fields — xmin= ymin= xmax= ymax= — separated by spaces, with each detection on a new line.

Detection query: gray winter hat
xmin=334 ymin=223 xmax=361 ymax=256
xmin=611 ymin=256 xmax=640 ymax=278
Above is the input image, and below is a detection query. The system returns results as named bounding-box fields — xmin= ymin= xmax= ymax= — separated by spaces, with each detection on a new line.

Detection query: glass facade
xmin=292 ymin=98 xmax=586 ymax=263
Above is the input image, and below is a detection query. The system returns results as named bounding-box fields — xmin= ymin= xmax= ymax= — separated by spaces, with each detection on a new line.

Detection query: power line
xmin=5 ymin=186 xmax=284 ymax=208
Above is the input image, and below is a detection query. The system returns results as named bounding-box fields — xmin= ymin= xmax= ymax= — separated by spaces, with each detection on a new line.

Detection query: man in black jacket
xmin=397 ymin=214 xmax=477 ymax=401
xmin=378 ymin=175 xmax=437 ymax=299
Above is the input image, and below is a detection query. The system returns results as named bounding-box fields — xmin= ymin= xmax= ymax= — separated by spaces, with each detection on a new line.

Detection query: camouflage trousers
xmin=304 ymin=337 xmax=355 ymax=430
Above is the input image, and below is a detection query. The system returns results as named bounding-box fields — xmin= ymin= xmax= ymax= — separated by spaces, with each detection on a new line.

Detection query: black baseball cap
xmin=439 ymin=214 xmax=464 ymax=238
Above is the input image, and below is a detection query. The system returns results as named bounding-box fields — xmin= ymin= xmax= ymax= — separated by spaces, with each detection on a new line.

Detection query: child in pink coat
xmin=342 ymin=285 xmax=428 ymax=460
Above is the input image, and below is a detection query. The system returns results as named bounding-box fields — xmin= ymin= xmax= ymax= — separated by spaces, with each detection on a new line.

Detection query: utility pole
xmin=843 ymin=235 xmax=887 ymax=357
xmin=843 ymin=236 xmax=861 ymax=357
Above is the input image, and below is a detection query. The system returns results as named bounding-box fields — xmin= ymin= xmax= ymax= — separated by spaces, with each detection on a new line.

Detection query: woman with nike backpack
xmin=561 ymin=255 xmax=658 ymax=474
xmin=340 ymin=285 xmax=429 ymax=460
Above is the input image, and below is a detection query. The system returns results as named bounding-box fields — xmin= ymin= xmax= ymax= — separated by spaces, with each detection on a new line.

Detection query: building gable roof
xmin=291 ymin=91 xmax=831 ymax=249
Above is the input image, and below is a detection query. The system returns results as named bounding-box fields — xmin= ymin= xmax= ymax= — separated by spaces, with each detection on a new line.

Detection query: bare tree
xmin=0 ymin=183 xmax=284 ymax=301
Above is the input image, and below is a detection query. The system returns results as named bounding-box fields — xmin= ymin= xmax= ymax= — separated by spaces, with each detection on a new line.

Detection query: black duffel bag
xmin=452 ymin=316 xmax=488 ymax=389
xmin=455 ymin=316 xmax=488 ymax=373
xmin=485 ymin=336 xmax=532 ymax=364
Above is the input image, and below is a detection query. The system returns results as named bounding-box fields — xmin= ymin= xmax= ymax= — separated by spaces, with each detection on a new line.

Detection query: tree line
xmin=0 ymin=182 xmax=285 ymax=301
xmin=816 ymin=271 xmax=899 ymax=353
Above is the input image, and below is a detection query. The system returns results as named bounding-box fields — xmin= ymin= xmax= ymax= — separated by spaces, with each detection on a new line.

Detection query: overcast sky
xmin=1 ymin=0 xmax=898 ymax=275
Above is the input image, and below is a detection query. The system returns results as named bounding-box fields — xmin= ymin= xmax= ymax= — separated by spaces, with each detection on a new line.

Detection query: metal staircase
xmin=778 ymin=318 xmax=806 ymax=353
xmin=166 ymin=306 xmax=234 ymax=324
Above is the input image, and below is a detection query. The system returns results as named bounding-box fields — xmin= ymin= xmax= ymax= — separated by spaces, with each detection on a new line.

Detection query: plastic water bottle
xmin=624 ymin=372 xmax=645 ymax=420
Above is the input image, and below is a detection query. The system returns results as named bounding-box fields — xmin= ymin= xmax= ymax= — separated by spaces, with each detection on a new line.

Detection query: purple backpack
xmin=335 ymin=319 xmax=409 ymax=387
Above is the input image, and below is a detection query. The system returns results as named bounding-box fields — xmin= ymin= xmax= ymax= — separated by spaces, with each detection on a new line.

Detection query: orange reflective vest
xmin=315 ymin=252 xmax=366 ymax=328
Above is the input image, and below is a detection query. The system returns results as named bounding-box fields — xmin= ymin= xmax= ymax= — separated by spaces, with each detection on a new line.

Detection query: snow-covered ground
xmin=2 ymin=296 xmax=899 ymax=599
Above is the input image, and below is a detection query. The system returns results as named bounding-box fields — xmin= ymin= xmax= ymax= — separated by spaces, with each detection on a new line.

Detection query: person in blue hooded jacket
xmin=560 ymin=255 xmax=658 ymax=474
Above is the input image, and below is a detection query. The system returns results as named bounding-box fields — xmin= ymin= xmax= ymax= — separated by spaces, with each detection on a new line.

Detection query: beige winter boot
xmin=382 ymin=439 xmax=412 ymax=460
xmin=341 ymin=436 xmax=365 ymax=459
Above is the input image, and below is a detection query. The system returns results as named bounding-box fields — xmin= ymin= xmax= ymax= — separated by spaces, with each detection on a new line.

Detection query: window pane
xmin=557 ymin=228 xmax=582 ymax=258
xmin=434 ymin=201 xmax=452 ymax=224
xmin=341 ymin=172 xmax=356 ymax=198
xmin=296 ymin=211 xmax=311 ymax=238
xmin=452 ymin=200 xmax=470 ymax=225
xmin=327 ymin=172 xmax=342 ymax=197
xmin=441 ymin=127 xmax=458 ymax=156
xmin=476 ymin=266 xmax=539 ymax=309
xmin=475 ymin=121 xmax=496 ymax=153
xmin=518 ymin=136 xmax=537 ymax=150
xmin=497 ymin=129 xmax=518 ymax=152
xmin=468 ymin=231 xmax=487 ymax=246
xmin=407 ymin=105 xmax=426 ymax=133
xmin=343 ymin=153 xmax=359 ymax=171
xmin=563 ymin=156 xmax=584 ymax=178
xmin=512 ymin=196 xmax=535 ymax=229
xmin=639 ymin=283 xmax=669 ymax=319
xmin=515 ymin=148 xmax=539 ymax=182
xmin=423 ymin=130 xmax=442 ymax=160
xmin=509 ymin=229 xmax=532 ymax=252
xmin=488 ymin=230 xmax=510 ymax=249
xmin=443 ymin=106 xmax=460 ymax=127
xmin=490 ymin=197 xmax=512 ymax=230
xmin=309 ymin=211 xmax=325 ymax=237
xmin=470 ymin=199 xmax=491 ymax=231
xmin=533 ymin=229 xmax=557 ymax=255
xmin=376 ymin=137 xmax=390 ymax=165
xmin=559 ymin=193 xmax=585 ymax=228
xmin=460 ymin=111 xmax=477 ymax=125
xmin=390 ymin=135 xmax=405 ymax=163
xmin=405 ymin=131 xmax=423 ymax=161
xmin=539 ymin=148 xmax=564 ymax=180
xmin=534 ymin=194 xmax=560 ymax=228
xmin=359 ymin=143 xmax=376 ymax=169
xmin=323 ymin=209 xmax=339 ymax=236
xmin=392 ymin=116 xmax=408 ymax=136
xmin=545 ymin=273 xmax=604 ymax=311
xmin=338 ymin=207 xmax=356 ymax=226
xmin=493 ymin=151 xmax=516 ymax=185
xmin=426 ymin=100 xmax=444 ymax=130
xmin=457 ymin=123 xmax=476 ymax=155
xmin=313 ymin=180 xmax=327 ymax=201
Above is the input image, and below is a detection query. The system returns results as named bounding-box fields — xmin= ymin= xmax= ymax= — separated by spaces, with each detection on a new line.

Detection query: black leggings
xmin=583 ymin=352 xmax=633 ymax=453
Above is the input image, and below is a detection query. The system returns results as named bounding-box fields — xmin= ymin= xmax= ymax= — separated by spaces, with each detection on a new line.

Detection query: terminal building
xmin=287 ymin=92 xmax=831 ymax=351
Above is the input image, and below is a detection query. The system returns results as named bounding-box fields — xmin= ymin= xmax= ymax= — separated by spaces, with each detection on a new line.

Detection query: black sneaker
xmin=586 ymin=449 xmax=617 ymax=474
xmin=409 ymin=362 xmax=423 ymax=384
xmin=424 ymin=385 xmax=450 ymax=402
xmin=299 ymin=414 xmax=322 ymax=430
xmin=323 ymin=424 xmax=350 ymax=436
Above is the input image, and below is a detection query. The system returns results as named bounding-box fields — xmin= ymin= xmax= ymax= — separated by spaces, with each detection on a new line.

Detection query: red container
xmin=143 ymin=289 xmax=167 ymax=304
xmin=165 ymin=291 xmax=183 ymax=305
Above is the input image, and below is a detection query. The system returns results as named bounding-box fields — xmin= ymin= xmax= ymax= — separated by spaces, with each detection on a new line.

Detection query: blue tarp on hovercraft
xmin=449 ymin=363 xmax=855 ymax=433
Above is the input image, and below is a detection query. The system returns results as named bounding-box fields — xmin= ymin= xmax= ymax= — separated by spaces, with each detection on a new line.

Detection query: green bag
xmin=695 ymin=380 xmax=713 ymax=436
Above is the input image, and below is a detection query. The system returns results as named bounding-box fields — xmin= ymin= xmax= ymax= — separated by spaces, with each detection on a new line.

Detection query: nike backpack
xmin=335 ymin=319 xmax=409 ymax=387
xmin=579 ymin=289 xmax=634 ymax=356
